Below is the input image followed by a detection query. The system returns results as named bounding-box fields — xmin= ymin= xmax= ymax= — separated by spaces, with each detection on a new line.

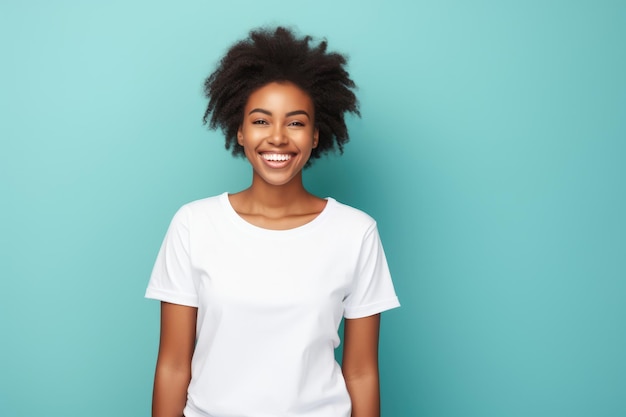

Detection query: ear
xmin=313 ymin=128 xmax=319 ymax=149
xmin=237 ymin=126 xmax=244 ymax=146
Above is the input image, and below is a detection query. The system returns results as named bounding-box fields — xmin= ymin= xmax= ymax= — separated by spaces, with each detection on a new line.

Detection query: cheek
xmin=239 ymin=127 xmax=258 ymax=147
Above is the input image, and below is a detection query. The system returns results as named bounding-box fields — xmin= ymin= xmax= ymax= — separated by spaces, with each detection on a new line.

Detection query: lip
xmin=259 ymin=151 xmax=296 ymax=169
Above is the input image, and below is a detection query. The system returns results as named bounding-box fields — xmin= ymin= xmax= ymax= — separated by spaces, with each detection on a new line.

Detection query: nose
xmin=267 ymin=124 xmax=288 ymax=146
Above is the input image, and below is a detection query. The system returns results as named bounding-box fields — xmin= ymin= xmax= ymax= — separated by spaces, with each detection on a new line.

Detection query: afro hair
xmin=202 ymin=26 xmax=360 ymax=163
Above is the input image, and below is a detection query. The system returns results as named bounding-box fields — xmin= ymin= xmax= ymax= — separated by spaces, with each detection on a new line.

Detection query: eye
xmin=288 ymin=120 xmax=305 ymax=127
xmin=252 ymin=119 xmax=269 ymax=125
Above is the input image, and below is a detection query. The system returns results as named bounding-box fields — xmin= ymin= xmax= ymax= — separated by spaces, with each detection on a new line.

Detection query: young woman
xmin=146 ymin=27 xmax=400 ymax=417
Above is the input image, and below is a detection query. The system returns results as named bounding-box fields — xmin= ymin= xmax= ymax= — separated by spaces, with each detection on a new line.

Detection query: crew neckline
xmin=219 ymin=192 xmax=334 ymax=237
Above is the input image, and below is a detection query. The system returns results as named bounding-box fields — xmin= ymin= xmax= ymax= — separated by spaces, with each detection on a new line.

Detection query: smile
xmin=261 ymin=153 xmax=293 ymax=162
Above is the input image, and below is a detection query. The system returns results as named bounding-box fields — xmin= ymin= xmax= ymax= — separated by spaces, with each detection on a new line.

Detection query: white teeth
xmin=262 ymin=153 xmax=292 ymax=162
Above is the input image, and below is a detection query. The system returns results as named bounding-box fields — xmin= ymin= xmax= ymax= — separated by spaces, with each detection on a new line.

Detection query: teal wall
xmin=1 ymin=1 xmax=624 ymax=416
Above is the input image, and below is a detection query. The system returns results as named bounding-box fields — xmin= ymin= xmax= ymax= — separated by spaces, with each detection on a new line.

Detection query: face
xmin=237 ymin=82 xmax=319 ymax=187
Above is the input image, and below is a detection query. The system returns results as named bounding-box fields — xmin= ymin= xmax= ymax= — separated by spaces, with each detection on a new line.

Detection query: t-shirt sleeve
xmin=145 ymin=206 xmax=199 ymax=307
xmin=343 ymin=222 xmax=400 ymax=319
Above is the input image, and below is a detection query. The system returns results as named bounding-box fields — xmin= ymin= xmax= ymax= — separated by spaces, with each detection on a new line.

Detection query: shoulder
xmin=176 ymin=193 xmax=225 ymax=214
xmin=325 ymin=198 xmax=378 ymax=234
xmin=168 ymin=193 xmax=227 ymax=226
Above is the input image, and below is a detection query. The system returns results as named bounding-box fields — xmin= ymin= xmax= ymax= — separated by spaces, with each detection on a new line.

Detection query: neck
xmin=246 ymin=171 xmax=311 ymax=209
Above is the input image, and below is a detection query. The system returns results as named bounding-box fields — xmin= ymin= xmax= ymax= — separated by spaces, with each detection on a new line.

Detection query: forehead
xmin=245 ymin=82 xmax=314 ymax=112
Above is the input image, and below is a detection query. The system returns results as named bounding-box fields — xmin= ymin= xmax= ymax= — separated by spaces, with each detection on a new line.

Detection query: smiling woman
xmin=237 ymin=82 xmax=319 ymax=190
xmin=145 ymin=27 xmax=400 ymax=417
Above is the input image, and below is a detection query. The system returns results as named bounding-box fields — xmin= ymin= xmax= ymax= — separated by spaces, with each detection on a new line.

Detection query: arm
xmin=152 ymin=302 xmax=197 ymax=417
xmin=342 ymin=314 xmax=381 ymax=417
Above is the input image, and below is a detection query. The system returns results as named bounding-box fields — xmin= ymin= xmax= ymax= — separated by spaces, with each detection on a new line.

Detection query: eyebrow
xmin=248 ymin=108 xmax=311 ymax=119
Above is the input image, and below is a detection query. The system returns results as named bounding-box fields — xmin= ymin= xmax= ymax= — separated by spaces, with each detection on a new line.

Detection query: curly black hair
xmin=202 ymin=26 xmax=360 ymax=163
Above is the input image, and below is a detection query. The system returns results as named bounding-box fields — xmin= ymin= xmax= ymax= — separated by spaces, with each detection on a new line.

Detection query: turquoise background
xmin=1 ymin=1 xmax=624 ymax=416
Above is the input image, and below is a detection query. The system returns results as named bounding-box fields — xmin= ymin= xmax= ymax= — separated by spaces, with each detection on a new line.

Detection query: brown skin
xmin=152 ymin=302 xmax=197 ymax=417
xmin=231 ymin=81 xmax=324 ymax=230
xmin=152 ymin=82 xmax=381 ymax=417
xmin=343 ymin=314 xmax=382 ymax=417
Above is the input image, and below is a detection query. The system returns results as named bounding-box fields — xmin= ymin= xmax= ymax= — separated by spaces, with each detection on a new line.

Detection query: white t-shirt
xmin=146 ymin=193 xmax=400 ymax=417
